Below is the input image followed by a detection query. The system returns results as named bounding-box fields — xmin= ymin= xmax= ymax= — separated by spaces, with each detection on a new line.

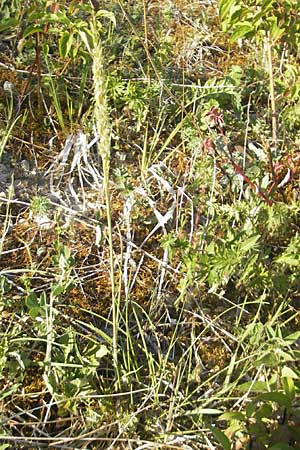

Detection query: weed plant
xmin=0 ymin=1 xmax=300 ymax=449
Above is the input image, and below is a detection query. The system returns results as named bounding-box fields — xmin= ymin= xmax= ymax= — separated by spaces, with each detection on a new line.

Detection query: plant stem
xmin=142 ymin=0 xmax=150 ymax=84
xmin=266 ymin=33 xmax=277 ymax=183
xmin=44 ymin=292 xmax=54 ymax=374
xmin=91 ymin=18 xmax=119 ymax=383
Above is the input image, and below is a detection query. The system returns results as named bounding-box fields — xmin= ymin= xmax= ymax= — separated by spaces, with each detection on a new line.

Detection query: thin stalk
xmin=35 ymin=31 xmax=42 ymax=112
xmin=266 ymin=33 xmax=277 ymax=182
xmin=91 ymin=18 xmax=119 ymax=383
xmin=142 ymin=0 xmax=150 ymax=84
xmin=44 ymin=292 xmax=54 ymax=374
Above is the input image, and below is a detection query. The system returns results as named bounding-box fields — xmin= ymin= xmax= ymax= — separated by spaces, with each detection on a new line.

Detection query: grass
xmin=0 ymin=0 xmax=300 ymax=449
xmin=90 ymin=13 xmax=119 ymax=386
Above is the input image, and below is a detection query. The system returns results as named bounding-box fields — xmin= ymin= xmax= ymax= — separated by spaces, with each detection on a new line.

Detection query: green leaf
xmin=282 ymin=377 xmax=295 ymax=401
xmin=43 ymin=12 xmax=70 ymax=26
xmin=257 ymin=392 xmax=290 ymax=407
xmin=218 ymin=411 xmax=245 ymax=421
xmin=96 ymin=10 xmax=116 ymax=27
xmin=26 ymin=292 xmax=38 ymax=308
xmin=52 ymin=280 xmax=73 ymax=297
xmin=22 ymin=24 xmax=43 ymax=38
xmin=59 ymin=31 xmax=74 ymax=58
xmin=240 ymin=234 xmax=260 ymax=252
xmin=246 ymin=402 xmax=256 ymax=418
xmin=78 ymin=30 xmax=92 ymax=52
xmin=281 ymin=366 xmax=299 ymax=379
xmin=0 ymin=17 xmax=18 ymax=32
xmin=95 ymin=345 xmax=109 ymax=359
xmin=237 ymin=380 xmax=269 ymax=392
xmin=273 ymin=349 xmax=293 ymax=363
xmin=219 ymin=0 xmax=241 ymax=25
xmin=270 ymin=19 xmax=284 ymax=41
xmin=284 ymin=331 xmax=300 ymax=344
xmin=52 ymin=283 xmax=65 ymax=296
xmin=253 ymin=3 xmax=274 ymax=25
xmin=253 ymin=351 xmax=278 ymax=367
xmin=29 ymin=306 xmax=41 ymax=320
xmin=209 ymin=426 xmax=231 ymax=450
xmin=230 ymin=22 xmax=254 ymax=41
xmin=219 ymin=0 xmax=236 ymax=21
xmin=0 ymin=443 xmax=10 ymax=450
xmin=226 ymin=422 xmax=245 ymax=436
